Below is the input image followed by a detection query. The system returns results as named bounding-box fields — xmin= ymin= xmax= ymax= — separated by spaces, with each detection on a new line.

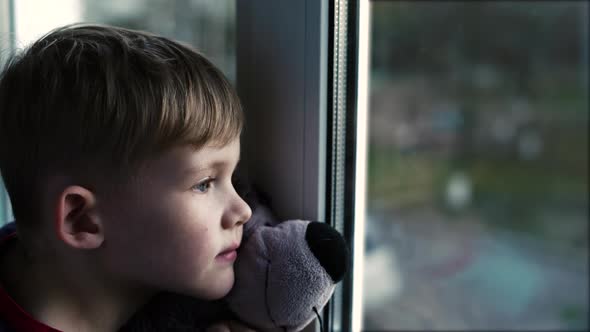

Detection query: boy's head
xmin=0 ymin=23 xmax=242 ymax=227
xmin=0 ymin=24 xmax=251 ymax=299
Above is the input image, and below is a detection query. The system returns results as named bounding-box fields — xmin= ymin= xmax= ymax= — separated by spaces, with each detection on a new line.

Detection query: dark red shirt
xmin=0 ymin=222 xmax=62 ymax=332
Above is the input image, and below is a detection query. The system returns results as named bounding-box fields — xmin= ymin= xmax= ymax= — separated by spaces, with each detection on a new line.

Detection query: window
xmin=81 ymin=0 xmax=236 ymax=83
xmin=363 ymin=1 xmax=588 ymax=330
xmin=0 ymin=0 xmax=14 ymax=65
xmin=0 ymin=0 xmax=14 ymax=223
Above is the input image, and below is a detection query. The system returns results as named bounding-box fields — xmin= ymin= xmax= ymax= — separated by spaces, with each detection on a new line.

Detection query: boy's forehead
xmin=147 ymin=139 xmax=241 ymax=174
xmin=194 ymin=139 xmax=241 ymax=164
xmin=185 ymin=145 xmax=241 ymax=173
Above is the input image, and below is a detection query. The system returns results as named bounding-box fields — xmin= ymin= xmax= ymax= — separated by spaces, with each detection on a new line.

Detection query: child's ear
xmin=54 ymin=185 xmax=104 ymax=249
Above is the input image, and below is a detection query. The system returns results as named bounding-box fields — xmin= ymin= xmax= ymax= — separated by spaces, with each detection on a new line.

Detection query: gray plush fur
xmin=226 ymin=204 xmax=335 ymax=332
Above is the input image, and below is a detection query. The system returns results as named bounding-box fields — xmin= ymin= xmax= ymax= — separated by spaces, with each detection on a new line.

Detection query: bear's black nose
xmin=305 ymin=222 xmax=349 ymax=283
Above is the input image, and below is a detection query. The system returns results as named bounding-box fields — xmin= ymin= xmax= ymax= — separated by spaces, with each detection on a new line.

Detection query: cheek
xmin=100 ymin=181 xmax=235 ymax=293
xmin=132 ymin=202 xmax=215 ymax=262
xmin=101 ymin=194 xmax=217 ymax=279
xmin=143 ymin=220 xmax=225 ymax=295
xmin=110 ymin=191 xmax=201 ymax=239
xmin=159 ymin=205 xmax=217 ymax=254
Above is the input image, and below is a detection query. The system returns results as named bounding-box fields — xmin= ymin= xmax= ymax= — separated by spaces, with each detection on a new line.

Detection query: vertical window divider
xmin=325 ymin=0 xmax=365 ymax=331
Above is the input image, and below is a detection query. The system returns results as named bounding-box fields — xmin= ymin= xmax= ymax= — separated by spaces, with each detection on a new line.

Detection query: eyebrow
xmin=183 ymin=158 xmax=241 ymax=177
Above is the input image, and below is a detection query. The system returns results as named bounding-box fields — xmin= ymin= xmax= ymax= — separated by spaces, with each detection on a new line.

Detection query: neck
xmin=5 ymin=241 xmax=153 ymax=332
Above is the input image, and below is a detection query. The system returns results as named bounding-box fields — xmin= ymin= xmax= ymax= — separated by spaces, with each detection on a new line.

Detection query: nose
xmin=222 ymin=190 xmax=252 ymax=229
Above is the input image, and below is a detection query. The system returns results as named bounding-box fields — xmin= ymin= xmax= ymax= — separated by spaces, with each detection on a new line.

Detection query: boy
xmin=0 ymin=24 xmax=254 ymax=331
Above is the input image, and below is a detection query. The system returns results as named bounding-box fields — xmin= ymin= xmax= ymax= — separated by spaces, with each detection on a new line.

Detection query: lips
xmin=216 ymin=243 xmax=240 ymax=262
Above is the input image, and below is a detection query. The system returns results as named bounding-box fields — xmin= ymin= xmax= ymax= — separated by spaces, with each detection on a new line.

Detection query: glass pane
xmin=0 ymin=1 xmax=12 ymax=66
xmin=364 ymin=1 xmax=588 ymax=330
xmin=0 ymin=0 xmax=235 ymax=225
xmin=81 ymin=0 xmax=236 ymax=83
xmin=0 ymin=0 xmax=14 ymax=224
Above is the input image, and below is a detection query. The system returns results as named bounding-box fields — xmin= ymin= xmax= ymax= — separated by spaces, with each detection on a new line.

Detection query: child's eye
xmin=192 ymin=177 xmax=215 ymax=193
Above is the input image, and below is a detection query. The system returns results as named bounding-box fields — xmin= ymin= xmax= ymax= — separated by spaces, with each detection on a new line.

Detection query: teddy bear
xmin=121 ymin=174 xmax=349 ymax=332
xmin=225 ymin=199 xmax=349 ymax=331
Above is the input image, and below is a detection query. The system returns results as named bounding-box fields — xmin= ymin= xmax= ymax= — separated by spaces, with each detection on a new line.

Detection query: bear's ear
xmin=305 ymin=222 xmax=349 ymax=283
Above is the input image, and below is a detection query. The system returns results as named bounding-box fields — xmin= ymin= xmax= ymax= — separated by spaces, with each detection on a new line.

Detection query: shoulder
xmin=0 ymin=222 xmax=18 ymax=332
xmin=0 ymin=223 xmax=16 ymax=243
xmin=0 ymin=319 xmax=16 ymax=332
xmin=0 ymin=221 xmax=17 ymax=282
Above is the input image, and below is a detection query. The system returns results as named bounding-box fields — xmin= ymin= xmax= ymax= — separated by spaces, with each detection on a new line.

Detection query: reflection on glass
xmin=82 ymin=0 xmax=236 ymax=82
xmin=364 ymin=1 xmax=588 ymax=330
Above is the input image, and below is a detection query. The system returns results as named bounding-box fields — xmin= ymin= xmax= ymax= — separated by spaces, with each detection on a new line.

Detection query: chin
xmin=201 ymin=284 xmax=234 ymax=300
xmin=190 ymin=272 xmax=235 ymax=300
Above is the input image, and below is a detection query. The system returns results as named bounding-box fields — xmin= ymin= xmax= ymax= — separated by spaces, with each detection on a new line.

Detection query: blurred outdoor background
xmin=363 ymin=1 xmax=588 ymax=330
